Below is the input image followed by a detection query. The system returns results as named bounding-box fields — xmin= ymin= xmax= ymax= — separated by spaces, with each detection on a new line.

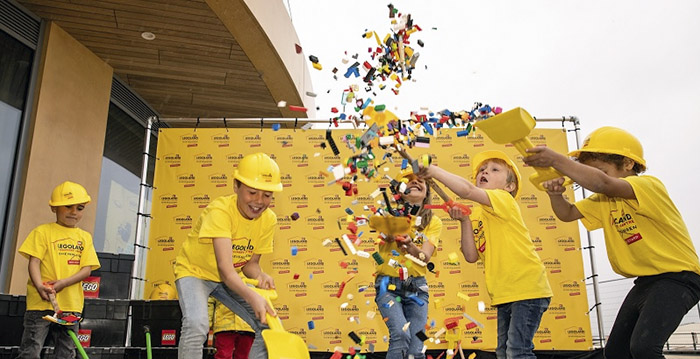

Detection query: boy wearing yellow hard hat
xmin=174 ymin=152 xmax=282 ymax=359
xmin=419 ymin=150 xmax=552 ymax=359
xmin=524 ymin=127 xmax=700 ymax=358
xmin=17 ymin=181 xmax=101 ymax=358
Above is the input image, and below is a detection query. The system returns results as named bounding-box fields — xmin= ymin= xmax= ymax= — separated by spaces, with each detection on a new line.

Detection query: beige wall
xmin=8 ymin=22 xmax=113 ymax=294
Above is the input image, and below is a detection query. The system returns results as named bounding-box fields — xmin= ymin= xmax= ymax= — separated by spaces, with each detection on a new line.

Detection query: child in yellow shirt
xmin=374 ymin=172 xmax=442 ymax=359
xmin=174 ymin=152 xmax=281 ymax=359
xmin=17 ymin=181 xmax=101 ymax=358
xmin=420 ymin=150 xmax=552 ymax=359
xmin=524 ymin=127 xmax=700 ymax=359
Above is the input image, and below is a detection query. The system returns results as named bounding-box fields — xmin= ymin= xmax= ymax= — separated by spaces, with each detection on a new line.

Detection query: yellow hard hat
xmin=568 ymin=127 xmax=646 ymax=171
xmin=149 ymin=281 xmax=177 ymax=300
xmin=49 ymin=181 xmax=91 ymax=206
xmin=233 ymin=152 xmax=283 ymax=192
xmin=472 ymin=150 xmax=521 ymax=198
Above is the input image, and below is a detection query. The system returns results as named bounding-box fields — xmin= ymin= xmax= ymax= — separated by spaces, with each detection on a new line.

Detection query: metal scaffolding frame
xmin=128 ymin=115 xmax=605 ymax=347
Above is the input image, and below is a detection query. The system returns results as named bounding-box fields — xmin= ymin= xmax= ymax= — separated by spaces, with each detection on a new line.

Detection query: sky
xmin=283 ymin=0 xmax=700 ymax=284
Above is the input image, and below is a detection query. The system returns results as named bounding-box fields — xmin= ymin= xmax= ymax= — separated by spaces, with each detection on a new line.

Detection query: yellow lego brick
xmin=457 ymin=292 xmax=470 ymax=302
xmin=433 ymin=298 xmax=442 ymax=309
xmin=448 ymin=252 xmax=459 ymax=263
xmin=388 ymin=284 xmax=396 ymax=291
xmin=312 ymin=62 xmax=322 ymax=70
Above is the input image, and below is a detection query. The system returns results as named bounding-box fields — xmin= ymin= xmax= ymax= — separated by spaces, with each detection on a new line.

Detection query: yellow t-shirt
xmin=575 ymin=175 xmax=700 ymax=277
xmin=471 ymin=189 xmax=552 ymax=306
xmin=375 ymin=215 xmax=442 ymax=277
xmin=18 ymin=223 xmax=100 ymax=312
xmin=208 ymin=297 xmax=253 ymax=334
xmin=174 ymin=194 xmax=276 ymax=281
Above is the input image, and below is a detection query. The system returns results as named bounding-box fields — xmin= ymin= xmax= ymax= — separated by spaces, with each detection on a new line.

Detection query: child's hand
xmin=47 ymin=279 xmax=66 ymax=293
xmin=448 ymin=206 xmax=470 ymax=222
xmin=247 ymin=291 xmax=275 ymax=324
xmin=256 ymin=272 xmax=275 ymax=290
xmin=523 ymin=147 xmax=561 ymax=167
xmin=38 ymin=283 xmax=55 ymax=301
xmin=542 ymin=178 xmax=567 ymax=195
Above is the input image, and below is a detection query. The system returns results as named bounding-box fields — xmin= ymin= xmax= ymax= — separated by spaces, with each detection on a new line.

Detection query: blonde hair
xmin=482 ymin=158 xmax=518 ymax=197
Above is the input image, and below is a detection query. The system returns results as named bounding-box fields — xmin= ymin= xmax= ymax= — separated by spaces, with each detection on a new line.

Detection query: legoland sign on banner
xmin=145 ymin=127 xmax=592 ymax=351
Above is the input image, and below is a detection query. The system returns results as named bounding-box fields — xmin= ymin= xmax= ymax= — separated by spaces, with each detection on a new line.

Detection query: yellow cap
xmin=233 ymin=152 xmax=283 ymax=192
xmin=472 ymin=150 xmax=521 ymax=198
xmin=568 ymin=127 xmax=646 ymax=171
xmin=49 ymin=181 xmax=91 ymax=207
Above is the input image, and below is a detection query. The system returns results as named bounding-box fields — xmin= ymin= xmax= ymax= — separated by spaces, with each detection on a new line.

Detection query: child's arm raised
xmin=541 ymin=178 xmax=584 ymax=222
xmin=419 ymin=165 xmax=491 ymax=207
xmin=524 ymin=147 xmax=635 ymax=199
xmin=448 ymin=207 xmax=478 ymax=263
xmin=213 ymin=237 xmax=274 ymax=324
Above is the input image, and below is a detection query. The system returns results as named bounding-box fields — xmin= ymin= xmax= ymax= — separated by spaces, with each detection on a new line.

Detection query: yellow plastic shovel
xmin=474 ymin=107 xmax=572 ymax=191
xmin=242 ymin=278 xmax=310 ymax=359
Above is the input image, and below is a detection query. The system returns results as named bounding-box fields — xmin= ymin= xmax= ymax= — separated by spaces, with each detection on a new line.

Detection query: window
xmin=0 ymin=29 xmax=33 ymax=261
xmin=94 ymin=103 xmax=157 ymax=253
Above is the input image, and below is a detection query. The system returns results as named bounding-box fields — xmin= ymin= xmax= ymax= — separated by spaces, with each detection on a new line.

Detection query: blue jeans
xmin=175 ymin=277 xmax=269 ymax=359
xmin=375 ymin=275 xmax=429 ymax=359
xmin=17 ymin=310 xmax=78 ymax=359
xmin=496 ymin=297 xmax=550 ymax=359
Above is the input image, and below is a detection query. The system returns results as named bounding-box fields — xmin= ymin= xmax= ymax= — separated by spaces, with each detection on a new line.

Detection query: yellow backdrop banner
xmin=145 ymin=127 xmax=592 ymax=351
